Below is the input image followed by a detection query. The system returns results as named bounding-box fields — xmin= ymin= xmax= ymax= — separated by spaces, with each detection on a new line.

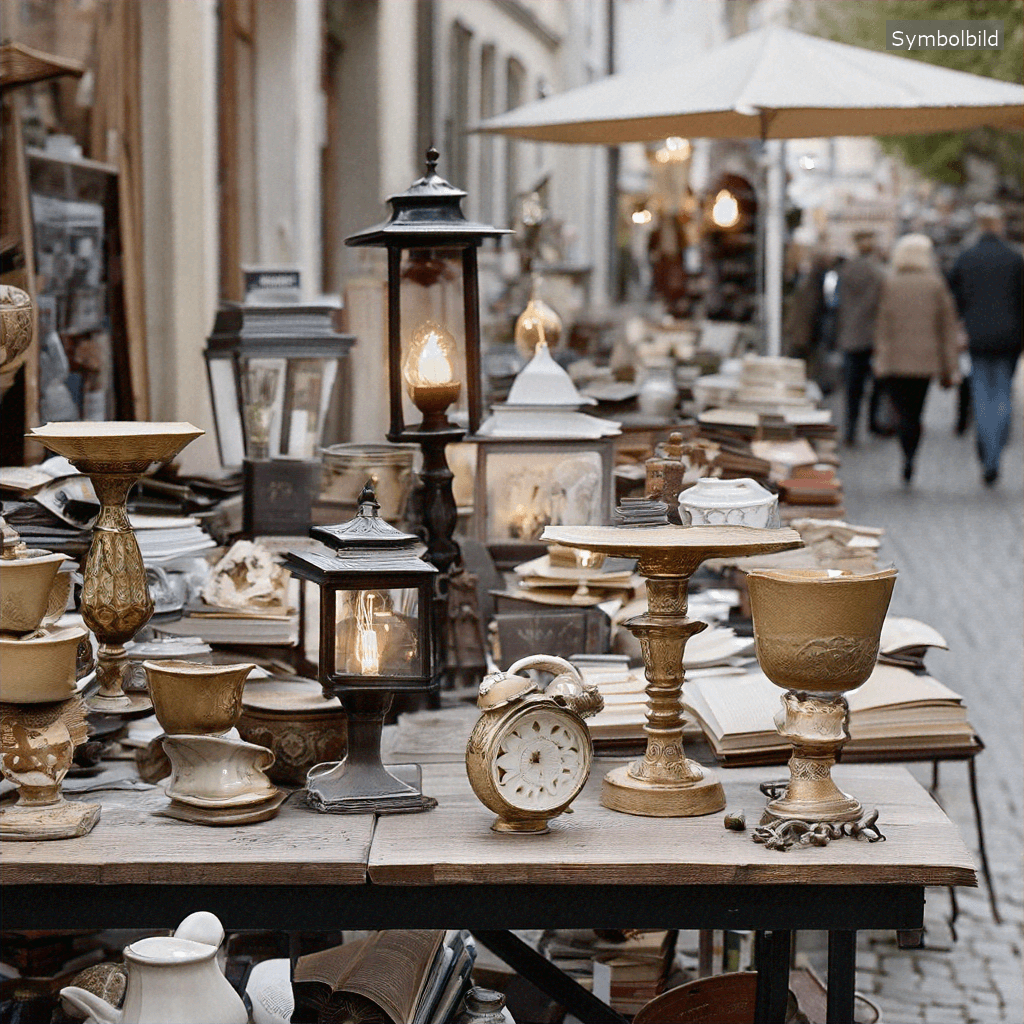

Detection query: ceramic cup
xmin=0 ymin=625 xmax=89 ymax=703
xmin=144 ymin=661 xmax=255 ymax=736
xmin=161 ymin=734 xmax=277 ymax=808
xmin=0 ymin=550 xmax=67 ymax=633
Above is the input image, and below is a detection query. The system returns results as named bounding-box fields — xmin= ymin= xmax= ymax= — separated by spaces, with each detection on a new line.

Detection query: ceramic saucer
xmin=154 ymin=790 xmax=288 ymax=826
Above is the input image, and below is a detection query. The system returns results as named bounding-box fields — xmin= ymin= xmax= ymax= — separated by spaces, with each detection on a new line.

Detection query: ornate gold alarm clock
xmin=466 ymin=656 xmax=603 ymax=834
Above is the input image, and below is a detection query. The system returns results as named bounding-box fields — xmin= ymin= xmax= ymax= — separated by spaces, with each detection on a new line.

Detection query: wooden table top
xmin=368 ymin=761 xmax=976 ymax=888
xmin=3 ymin=712 xmax=976 ymax=893
xmin=1 ymin=787 xmax=375 ymax=886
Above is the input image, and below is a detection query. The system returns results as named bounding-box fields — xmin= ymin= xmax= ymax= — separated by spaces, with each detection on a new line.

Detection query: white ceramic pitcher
xmin=60 ymin=912 xmax=247 ymax=1024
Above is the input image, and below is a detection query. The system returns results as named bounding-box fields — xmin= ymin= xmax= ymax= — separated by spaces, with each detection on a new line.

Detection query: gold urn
xmin=466 ymin=656 xmax=603 ymax=834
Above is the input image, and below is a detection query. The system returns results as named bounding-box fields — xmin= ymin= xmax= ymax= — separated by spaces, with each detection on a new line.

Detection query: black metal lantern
xmin=204 ymin=304 xmax=355 ymax=535
xmin=345 ymin=148 xmax=509 ymax=576
xmin=283 ymin=483 xmax=438 ymax=813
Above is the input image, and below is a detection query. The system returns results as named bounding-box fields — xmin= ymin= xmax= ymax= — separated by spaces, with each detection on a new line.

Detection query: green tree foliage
xmin=797 ymin=0 xmax=1023 ymax=186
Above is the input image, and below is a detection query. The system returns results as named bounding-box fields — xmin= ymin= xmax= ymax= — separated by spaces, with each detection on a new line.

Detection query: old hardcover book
xmin=292 ymin=930 xmax=446 ymax=1024
xmin=685 ymin=664 xmax=975 ymax=763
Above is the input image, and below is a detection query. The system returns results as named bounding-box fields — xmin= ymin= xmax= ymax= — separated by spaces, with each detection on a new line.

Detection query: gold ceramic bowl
xmin=0 ymin=625 xmax=88 ymax=703
xmin=0 ymin=551 xmax=66 ymax=633
xmin=26 ymin=422 xmax=204 ymax=474
xmin=143 ymin=660 xmax=255 ymax=736
xmin=747 ymin=568 xmax=896 ymax=694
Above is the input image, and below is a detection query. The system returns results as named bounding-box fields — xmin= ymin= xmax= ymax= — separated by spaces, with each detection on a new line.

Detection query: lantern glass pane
xmin=399 ymin=249 xmax=466 ymax=422
xmin=238 ymin=356 xmax=339 ymax=460
xmin=240 ymin=357 xmax=286 ymax=459
xmin=335 ymin=587 xmax=420 ymax=677
xmin=485 ymin=449 xmax=605 ymax=541
xmin=280 ymin=357 xmax=339 ymax=459
xmin=208 ymin=356 xmax=245 ymax=467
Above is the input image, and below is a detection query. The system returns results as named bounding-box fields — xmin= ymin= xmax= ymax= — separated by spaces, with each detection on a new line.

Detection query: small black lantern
xmin=284 ymin=483 xmax=438 ymax=813
xmin=204 ymin=304 xmax=355 ymax=536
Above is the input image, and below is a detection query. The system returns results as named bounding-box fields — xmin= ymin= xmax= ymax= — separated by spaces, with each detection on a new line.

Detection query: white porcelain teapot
xmin=60 ymin=912 xmax=247 ymax=1024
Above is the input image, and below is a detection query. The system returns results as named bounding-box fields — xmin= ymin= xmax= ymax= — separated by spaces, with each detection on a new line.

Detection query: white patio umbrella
xmin=478 ymin=24 xmax=1024 ymax=354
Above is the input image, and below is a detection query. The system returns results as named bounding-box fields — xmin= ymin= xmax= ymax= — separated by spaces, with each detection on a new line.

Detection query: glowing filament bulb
xmin=404 ymin=321 xmax=458 ymax=387
xmin=355 ymin=591 xmax=381 ymax=675
xmin=712 ymin=190 xmax=740 ymax=228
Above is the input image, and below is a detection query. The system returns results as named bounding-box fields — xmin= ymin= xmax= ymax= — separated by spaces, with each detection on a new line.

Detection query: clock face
xmin=491 ymin=708 xmax=590 ymax=812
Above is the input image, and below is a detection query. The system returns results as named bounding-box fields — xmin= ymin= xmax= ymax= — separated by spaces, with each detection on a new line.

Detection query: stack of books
xmin=130 ymin=514 xmax=217 ymax=564
xmin=506 ymin=547 xmax=640 ymax=608
xmin=879 ymin=616 xmax=949 ymax=670
xmin=540 ymin=930 xmax=677 ymax=1016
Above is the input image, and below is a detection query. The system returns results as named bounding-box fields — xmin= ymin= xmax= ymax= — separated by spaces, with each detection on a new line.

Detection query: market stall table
xmin=3 ymin=753 xmax=975 ymax=1024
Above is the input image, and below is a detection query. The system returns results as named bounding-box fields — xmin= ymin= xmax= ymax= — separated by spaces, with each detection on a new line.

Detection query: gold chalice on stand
xmin=746 ymin=567 xmax=897 ymax=829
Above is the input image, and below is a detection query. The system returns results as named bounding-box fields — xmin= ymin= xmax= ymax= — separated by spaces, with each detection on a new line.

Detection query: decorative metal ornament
xmin=466 ymin=656 xmax=603 ymax=834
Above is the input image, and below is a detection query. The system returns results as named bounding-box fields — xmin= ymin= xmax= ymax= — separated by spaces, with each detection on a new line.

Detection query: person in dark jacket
xmin=948 ymin=204 xmax=1024 ymax=486
xmin=836 ymin=231 xmax=885 ymax=444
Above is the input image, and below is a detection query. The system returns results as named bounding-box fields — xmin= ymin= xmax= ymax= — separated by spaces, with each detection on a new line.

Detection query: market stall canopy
xmin=476 ymin=24 xmax=1024 ymax=143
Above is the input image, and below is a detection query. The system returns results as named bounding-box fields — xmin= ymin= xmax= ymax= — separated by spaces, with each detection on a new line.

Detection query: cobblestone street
xmin=809 ymin=377 xmax=1023 ymax=1023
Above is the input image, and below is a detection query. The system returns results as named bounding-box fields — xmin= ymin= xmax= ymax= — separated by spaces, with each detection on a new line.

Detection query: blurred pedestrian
xmin=836 ymin=231 xmax=884 ymax=445
xmin=873 ymin=234 xmax=961 ymax=484
xmin=948 ymin=204 xmax=1024 ymax=486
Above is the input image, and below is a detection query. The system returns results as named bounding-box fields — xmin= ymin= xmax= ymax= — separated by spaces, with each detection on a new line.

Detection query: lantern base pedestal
xmin=306 ymin=760 xmax=436 ymax=815
xmin=601 ymin=762 xmax=725 ymax=818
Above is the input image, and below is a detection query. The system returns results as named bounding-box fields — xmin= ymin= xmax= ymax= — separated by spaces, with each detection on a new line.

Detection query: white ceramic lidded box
xmin=678 ymin=477 xmax=780 ymax=529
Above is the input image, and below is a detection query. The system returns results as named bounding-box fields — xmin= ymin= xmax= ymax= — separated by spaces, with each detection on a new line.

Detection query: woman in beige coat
xmin=873 ymin=234 xmax=961 ymax=483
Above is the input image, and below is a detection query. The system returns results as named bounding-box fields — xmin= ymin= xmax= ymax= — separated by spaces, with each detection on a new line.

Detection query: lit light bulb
xmin=402 ymin=320 xmax=461 ymax=426
xmin=514 ymin=278 xmax=562 ymax=359
xmin=711 ymin=189 xmax=741 ymax=229
xmin=355 ymin=591 xmax=381 ymax=675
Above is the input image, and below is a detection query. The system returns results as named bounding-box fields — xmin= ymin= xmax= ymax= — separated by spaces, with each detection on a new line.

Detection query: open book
xmin=684 ymin=663 xmax=976 ymax=764
xmin=292 ymin=931 xmax=472 ymax=1024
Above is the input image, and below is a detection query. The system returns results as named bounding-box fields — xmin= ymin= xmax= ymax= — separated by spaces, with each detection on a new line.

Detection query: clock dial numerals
xmin=493 ymin=710 xmax=588 ymax=810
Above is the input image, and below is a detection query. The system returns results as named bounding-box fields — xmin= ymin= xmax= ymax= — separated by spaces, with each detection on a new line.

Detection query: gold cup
xmin=747 ymin=567 xmax=896 ymax=823
xmin=144 ymin=661 xmax=256 ymax=737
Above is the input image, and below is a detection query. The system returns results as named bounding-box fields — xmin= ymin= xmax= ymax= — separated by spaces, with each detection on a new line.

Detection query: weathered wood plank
xmin=368 ymin=762 xmax=977 ymax=888
xmin=1 ymin=789 xmax=373 ymax=885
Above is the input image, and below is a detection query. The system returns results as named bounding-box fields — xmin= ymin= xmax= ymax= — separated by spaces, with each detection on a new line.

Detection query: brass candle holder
xmin=26 ymin=422 xmax=204 ymax=713
xmin=746 ymin=568 xmax=897 ymax=845
xmin=543 ymin=524 xmax=802 ymax=816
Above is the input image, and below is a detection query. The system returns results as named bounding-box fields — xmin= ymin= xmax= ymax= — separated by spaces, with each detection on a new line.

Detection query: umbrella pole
xmin=765 ymin=139 xmax=785 ymax=358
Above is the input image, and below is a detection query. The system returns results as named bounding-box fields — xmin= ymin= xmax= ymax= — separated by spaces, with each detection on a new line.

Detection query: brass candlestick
xmin=26 ymin=422 xmax=204 ymax=713
xmin=543 ymin=524 xmax=802 ymax=816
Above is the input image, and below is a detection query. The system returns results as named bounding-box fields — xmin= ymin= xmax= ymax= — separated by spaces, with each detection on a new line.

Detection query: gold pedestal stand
xmin=764 ymin=691 xmax=862 ymax=822
xmin=26 ymin=423 xmax=204 ymax=714
xmin=543 ymin=525 xmax=802 ymax=817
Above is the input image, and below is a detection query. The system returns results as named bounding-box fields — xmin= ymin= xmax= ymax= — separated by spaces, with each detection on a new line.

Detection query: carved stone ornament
xmin=0 ymin=696 xmax=101 ymax=841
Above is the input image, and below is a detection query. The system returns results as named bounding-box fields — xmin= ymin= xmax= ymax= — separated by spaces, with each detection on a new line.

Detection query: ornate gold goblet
xmin=746 ymin=568 xmax=897 ymax=825
xmin=26 ymin=422 xmax=203 ymax=713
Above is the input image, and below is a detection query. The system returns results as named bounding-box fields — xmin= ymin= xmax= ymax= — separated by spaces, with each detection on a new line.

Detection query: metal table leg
xmin=471 ymin=930 xmax=629 ymax=1024
xmin=754 ymin=930 xmax=791 ymax=1024
xmin=826 ymin=930 xmax=856 ymax=1024
xmin=968 ymin=756 xmax=1001 ymax=924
